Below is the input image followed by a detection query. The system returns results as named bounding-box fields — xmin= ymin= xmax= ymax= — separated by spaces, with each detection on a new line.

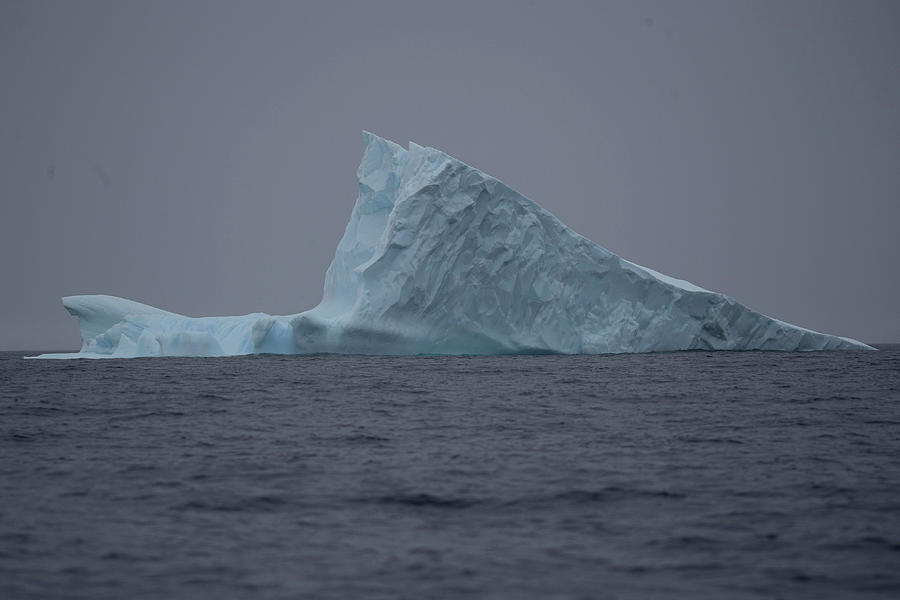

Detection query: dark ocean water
xmin=1 ymin=347 xmax=899 ymax=599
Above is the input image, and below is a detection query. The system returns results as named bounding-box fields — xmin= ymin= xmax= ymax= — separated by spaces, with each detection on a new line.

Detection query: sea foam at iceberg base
xmin=36 ymin=132 xmax=873 ymax=358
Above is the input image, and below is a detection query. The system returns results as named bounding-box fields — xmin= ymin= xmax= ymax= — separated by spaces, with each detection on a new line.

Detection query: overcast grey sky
xmin=2 ymin=0 xmax=898 ymax=350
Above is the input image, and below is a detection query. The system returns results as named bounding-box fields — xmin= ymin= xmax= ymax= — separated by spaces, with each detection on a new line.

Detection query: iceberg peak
xmin=35 ymin=132 xmax=874 ymax=358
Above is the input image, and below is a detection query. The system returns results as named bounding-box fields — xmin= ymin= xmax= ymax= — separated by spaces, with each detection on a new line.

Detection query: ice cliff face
xmin=36 ymin=132 xmax=873 ymax=358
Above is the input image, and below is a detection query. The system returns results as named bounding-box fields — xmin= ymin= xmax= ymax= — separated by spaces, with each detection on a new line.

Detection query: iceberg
xmin=35 ymin=132 xmax=873 ymax=358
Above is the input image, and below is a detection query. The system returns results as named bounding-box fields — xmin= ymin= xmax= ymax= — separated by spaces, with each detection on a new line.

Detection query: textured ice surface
xmin=35 ymin=132 xmax=873 ymax=358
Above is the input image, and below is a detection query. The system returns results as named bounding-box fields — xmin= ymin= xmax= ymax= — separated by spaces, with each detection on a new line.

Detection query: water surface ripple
xmin=2 ymin=348 xmax=899 ymax=599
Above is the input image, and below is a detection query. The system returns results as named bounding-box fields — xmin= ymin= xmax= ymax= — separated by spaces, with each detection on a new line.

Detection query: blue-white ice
xmin=35 ymin=132 xmax=873 ymax=358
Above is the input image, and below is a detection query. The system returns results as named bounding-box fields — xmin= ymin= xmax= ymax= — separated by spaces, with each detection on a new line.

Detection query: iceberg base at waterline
xmin=35 ymin=132 xmax=873 ymax=358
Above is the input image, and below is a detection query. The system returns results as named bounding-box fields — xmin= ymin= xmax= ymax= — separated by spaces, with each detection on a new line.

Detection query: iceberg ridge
xmin=35 ymin=132 xmax=874 ymax=358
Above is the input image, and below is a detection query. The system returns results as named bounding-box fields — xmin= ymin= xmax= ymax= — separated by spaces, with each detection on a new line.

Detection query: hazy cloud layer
xmin=2 ymin=0 xmax=898 ymax=350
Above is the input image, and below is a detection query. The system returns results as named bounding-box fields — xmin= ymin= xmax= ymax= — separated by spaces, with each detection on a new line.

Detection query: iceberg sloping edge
xmin=34 ymin=132 xmax=874 ymax=358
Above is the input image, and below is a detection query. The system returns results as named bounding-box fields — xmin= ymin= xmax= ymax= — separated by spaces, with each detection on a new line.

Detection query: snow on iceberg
xmin=35 ymin=132 xmax=873 ymax=358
